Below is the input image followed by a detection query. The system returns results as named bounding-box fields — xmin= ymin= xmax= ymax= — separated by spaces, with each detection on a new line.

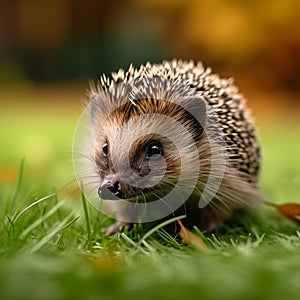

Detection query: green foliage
xmin=1 ymin=169 xmax=300 ymax=300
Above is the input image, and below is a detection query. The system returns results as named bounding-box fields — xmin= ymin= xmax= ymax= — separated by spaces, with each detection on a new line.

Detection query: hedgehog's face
xmin=93 ymin=98 xmax=206 ymax=202
xmin=96 ymin=135 xmax=178 ymax=201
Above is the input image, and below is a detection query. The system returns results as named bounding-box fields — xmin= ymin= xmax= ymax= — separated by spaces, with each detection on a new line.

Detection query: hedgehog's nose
xmin=98 ymin=179 xmax=122 ymax=200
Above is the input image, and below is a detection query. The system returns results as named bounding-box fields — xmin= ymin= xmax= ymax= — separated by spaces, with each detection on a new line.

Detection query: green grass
xmin=1 ymin=95 xmax=300 ymax=300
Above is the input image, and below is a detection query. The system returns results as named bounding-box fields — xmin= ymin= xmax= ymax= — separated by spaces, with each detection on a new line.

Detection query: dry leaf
xmin=276 ymin=203 xmax=300 ymax=225
xmin=177 ymin=219 xmax=210 ymax=252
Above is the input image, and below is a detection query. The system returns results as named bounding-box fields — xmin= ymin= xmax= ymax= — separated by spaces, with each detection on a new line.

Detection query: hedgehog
xmin=81 ymin=59 xmax=263 ymax=236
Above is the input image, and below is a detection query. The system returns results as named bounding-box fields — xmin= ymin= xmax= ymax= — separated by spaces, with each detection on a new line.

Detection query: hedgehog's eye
xmin=146 ymin=141 xmax=163 ymax=159
xmin=102 ymin=143 xmax=108 ymax=157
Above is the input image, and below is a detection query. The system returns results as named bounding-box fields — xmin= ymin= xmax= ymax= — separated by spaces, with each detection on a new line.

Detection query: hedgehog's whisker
xmin=75 ymin=174 xmax=100 ymax=181
xmin=72 ymin=151 xmax=96 ymax=163
xmin=148 ymin=186 xmax=177 ymax=218
xmin=138 ymin=191 xmax=147 ymax=220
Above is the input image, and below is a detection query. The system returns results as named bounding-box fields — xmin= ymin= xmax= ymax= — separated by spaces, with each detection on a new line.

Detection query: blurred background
xmin=0 ymin=0 xmax=299 ymax=195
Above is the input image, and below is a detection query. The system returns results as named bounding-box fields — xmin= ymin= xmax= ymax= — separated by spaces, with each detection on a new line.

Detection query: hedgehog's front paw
xmin=101 ymin=221 xmax=128 ymax=236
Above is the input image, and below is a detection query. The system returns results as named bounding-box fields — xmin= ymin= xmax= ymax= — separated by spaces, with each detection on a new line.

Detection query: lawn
xmin=1 ymin=87 xmax=300 ymax=300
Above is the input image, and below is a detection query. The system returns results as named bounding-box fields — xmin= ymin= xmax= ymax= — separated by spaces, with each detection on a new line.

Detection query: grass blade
xmin=137 ymin=215 xmax=186 ymax=248
xmin=80 ymin=185 xmax=91 ymax=247
xmin=28 ymin=213 xmax=78 ymax=254
xmin=9 ymin=158 xmax=25 ymax=212
xmin=120 ymin=232 xmax=137 ymax=247
xmin=12 ymin=193 xmax=55 ymax=224
xmin=20 ymin=201 xmax=65 ymax=238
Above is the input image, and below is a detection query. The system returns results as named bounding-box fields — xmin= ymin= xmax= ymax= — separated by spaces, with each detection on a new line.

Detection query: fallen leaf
xmin=276 ymin=203 xmax=300 ymax=225
xmin=177 ymin=219 xmax=211 ymax=252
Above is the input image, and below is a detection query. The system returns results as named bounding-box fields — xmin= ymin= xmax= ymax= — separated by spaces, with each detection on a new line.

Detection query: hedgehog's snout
xmin=98 ymin=178 xmax=123 ymax=200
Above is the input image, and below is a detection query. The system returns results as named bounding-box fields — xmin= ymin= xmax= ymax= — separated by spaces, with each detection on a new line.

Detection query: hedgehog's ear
xmin=182 ymin=96 xmax=207 ymax=129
